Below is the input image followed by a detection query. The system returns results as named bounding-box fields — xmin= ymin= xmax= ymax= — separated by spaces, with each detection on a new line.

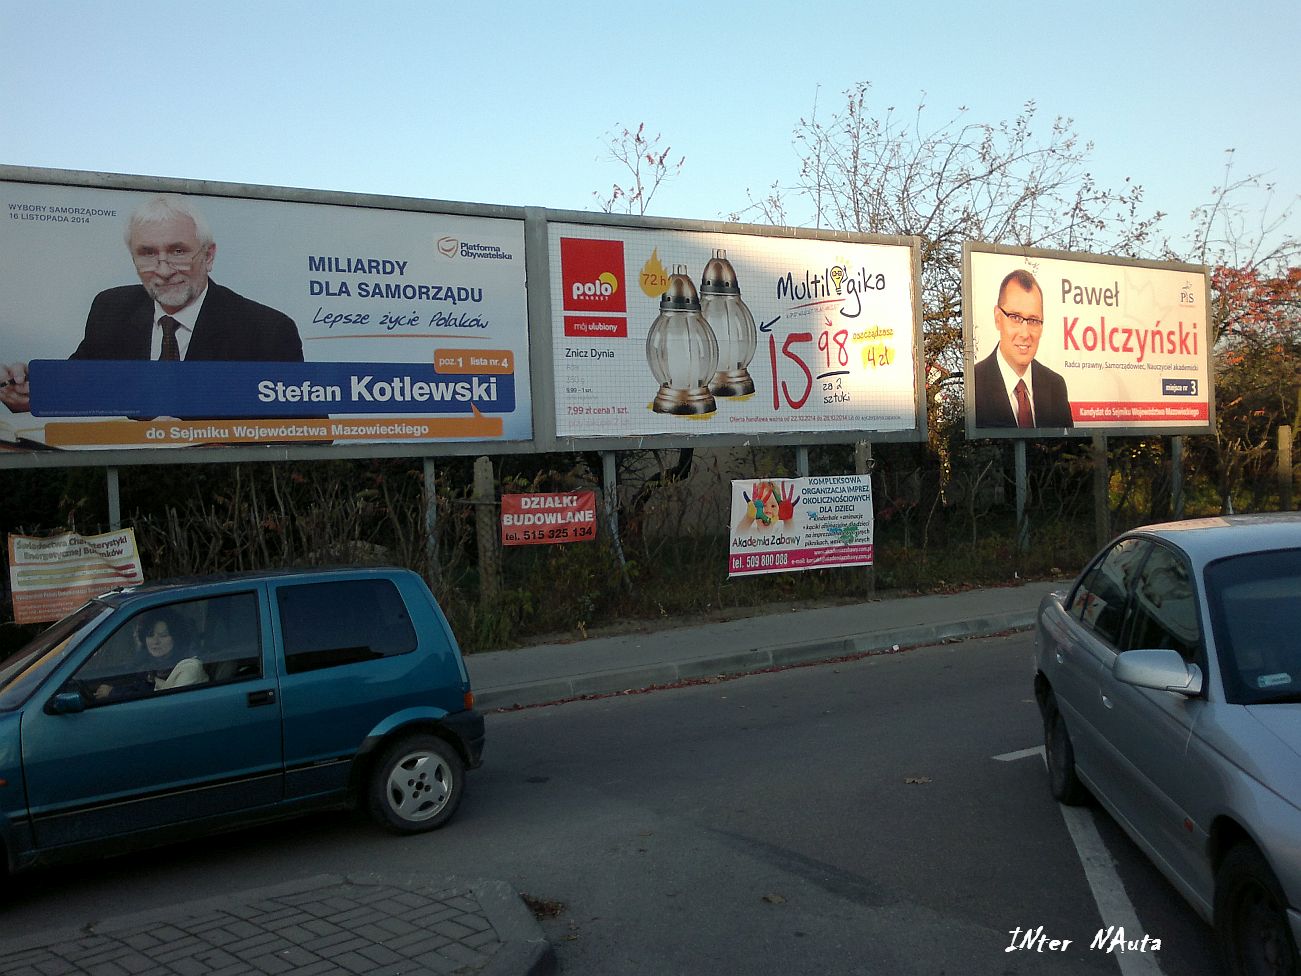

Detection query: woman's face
xmin=143 ymin=621 xmax=174 ymax=658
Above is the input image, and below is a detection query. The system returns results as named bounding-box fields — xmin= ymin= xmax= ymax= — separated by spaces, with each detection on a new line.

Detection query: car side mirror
xmin=1114 ymin=648 xmax=1203 ymax=697
xmin=46 ymin=691 xmax=87 ymax=715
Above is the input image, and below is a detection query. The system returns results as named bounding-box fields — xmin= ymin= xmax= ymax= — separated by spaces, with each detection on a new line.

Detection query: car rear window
xmin=1205 ymin=548 xmax=1301 ymax=704
xmin=277 ymin=579 xmax=418 ymax=675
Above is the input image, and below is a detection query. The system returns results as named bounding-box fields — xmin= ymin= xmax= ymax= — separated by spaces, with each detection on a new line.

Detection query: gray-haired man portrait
xmin=1 ymin=193 xmax=302 ymax=413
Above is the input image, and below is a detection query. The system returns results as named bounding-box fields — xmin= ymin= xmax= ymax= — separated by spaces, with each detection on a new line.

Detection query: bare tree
xmin=593 ymin=122 xmax=686 ymax=216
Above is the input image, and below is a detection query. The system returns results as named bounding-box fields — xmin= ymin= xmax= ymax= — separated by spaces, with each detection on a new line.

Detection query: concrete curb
xmin=475 ymin=880 xmax=558 ymax=976
xmin=477 ymin=610 xmax=1037 ymax=710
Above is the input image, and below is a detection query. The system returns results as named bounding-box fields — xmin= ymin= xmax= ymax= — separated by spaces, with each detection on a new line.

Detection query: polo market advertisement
xmin=728 ymin=475 xmax=873 ymax=577
xmin=0 ymin=179 xmax=531 ymax=452
xmin=549 ymin=223 xmax=920 ymax=438
xmin=966 ymin=246 xmax=1211 ymax=435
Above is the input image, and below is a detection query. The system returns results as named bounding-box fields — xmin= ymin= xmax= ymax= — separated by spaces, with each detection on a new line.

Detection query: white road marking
xmin=993 ymin=746 xmax=1167 ymax=975
xmin=992 ymin=746 xmax=1045 ymax=762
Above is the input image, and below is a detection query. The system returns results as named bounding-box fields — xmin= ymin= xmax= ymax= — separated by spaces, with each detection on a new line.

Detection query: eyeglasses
xmin=132 ymin=244 xmax=208 ymax=271
xmin=997 ymin=306 xmax=1044 ymax=329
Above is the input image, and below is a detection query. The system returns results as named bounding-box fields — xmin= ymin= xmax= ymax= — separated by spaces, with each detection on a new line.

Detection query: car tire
xmin=1043 ymin=698 xmax=1089 ymax=806
xmin=367 ymin=734 xmax=464 ymax=834
xmin=1215 ymin=843 xmax=1299 ymax=976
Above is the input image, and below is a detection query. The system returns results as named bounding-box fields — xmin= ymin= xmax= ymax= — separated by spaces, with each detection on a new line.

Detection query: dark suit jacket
xmin=972 ymin=350 xmax=1074 ymax=429
xmin=70 ymin=281 xmax=302 ymax=361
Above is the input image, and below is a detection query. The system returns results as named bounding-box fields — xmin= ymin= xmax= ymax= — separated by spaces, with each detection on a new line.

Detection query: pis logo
xmin=572 ymin=272 xmax=620 ymax=301
xmin=437 ymin=237 xmax=459 ymax=258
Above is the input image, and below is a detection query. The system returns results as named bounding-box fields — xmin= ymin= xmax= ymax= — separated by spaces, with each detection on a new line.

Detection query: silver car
xmin=1035 ymin=514 xmax=1301 ymax=975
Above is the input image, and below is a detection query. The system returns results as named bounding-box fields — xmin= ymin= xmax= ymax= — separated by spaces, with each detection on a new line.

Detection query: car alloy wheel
xmin=368 ymin=734 xmax=465 ymax=833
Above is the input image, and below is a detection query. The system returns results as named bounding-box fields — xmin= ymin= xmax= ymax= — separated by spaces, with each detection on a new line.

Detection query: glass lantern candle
xmin=645 ymin=265 xmax=719 ymax=415
xmin=699 ymin=249 xmax=757 ymax=397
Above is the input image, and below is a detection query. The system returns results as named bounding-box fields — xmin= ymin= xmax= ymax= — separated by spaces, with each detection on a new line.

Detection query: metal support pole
xmin=1014 ymin=440 xmax=1028 ymax=553
xmin=796 ymin=446 xmax=810 ymax=479
xmin=1092 ymin=434 xmax=1110 ymax=548
xmin=855 ymin=441 xmax=875 ymax=597
xmin=602 ymin=451 xmax=632 ymax=590
xmin=1171 ymin=436 xmax=1186 ymax=519
xmin=473 ymin=456 xmax=499 ymax=607
xmin=106 ymin=467 xmax=121 ymax=531
xmin=422 ymin=457 xmax=439 ymax=589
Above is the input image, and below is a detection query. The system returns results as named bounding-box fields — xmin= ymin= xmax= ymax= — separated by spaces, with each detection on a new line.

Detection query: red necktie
xmin=1014 ymin=379 xmax=1033 ymax=428
xmin=159 ymin=316 xmax=181 ymax=361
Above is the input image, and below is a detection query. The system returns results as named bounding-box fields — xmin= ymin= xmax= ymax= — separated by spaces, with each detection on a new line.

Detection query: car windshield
xmin=0 ymin=602 xmax=111 ymax=710
xmin=1205 ymin=548 xmax=1301 ymax=705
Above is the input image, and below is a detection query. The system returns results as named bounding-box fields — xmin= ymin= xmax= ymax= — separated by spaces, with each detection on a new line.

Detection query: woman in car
xmin=93 ymin=609 xmax=207 ymax=701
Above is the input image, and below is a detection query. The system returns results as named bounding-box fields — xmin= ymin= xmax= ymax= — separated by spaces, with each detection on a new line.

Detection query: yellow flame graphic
xmin=640 ymin=248 xmax=671 ymax=297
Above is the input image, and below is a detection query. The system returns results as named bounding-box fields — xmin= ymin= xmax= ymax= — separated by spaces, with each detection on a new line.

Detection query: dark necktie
xmin=1014 ymin=379 xmax=1033 ymax=428
xmin=159 ymin=316 xmax=181 ymax=361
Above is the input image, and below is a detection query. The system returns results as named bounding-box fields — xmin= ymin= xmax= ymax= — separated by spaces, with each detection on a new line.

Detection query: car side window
xmin=277 ymin=579 xmax=417 ymax=675
xmin=1121 ymin=544 xmax=1201 ymax=661
xmin=69 ymin=592 xmax=261 ymax=706
xmin=1067 ymin=538 xmax=1150 ymax=647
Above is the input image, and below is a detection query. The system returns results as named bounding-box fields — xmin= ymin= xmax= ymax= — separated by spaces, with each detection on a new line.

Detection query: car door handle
xmin=247 ymin=689 xmax=276 ymax=707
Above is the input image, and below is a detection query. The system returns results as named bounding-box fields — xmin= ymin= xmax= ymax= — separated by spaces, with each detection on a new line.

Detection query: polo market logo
xmin=573 ymin=272 xmax=619 ymax=301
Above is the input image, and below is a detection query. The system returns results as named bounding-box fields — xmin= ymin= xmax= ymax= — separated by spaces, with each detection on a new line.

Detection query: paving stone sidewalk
xmin=0 ymin=874 xmax=554 ymax=976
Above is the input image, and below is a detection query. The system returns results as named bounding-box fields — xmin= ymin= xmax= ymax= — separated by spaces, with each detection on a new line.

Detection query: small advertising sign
xmin=500 ymin=491 xmax=598 ymax=546
xmin=8 ymin=529 xmax=144 ymax=623
xmin=728 ymin=476 xmax=873 ymax=577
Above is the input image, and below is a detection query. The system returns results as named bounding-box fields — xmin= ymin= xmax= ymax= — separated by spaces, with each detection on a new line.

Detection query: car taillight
xmin=464 ymin=690 xmax=475 ymax=711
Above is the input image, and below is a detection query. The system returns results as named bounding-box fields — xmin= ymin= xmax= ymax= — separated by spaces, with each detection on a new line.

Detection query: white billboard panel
xmin=0 ymin=179 xmax=531 ymax=452
xmin=548 ymin=223 xmax=922 ymax=439
xmin=965 ymin=244 xmax=1211 ymax=437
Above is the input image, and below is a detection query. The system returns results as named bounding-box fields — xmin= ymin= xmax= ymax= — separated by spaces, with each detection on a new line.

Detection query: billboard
xmin=964 ymin=244 xmax=1212 ymax=437
xmin=549 ymin=222 xmax=923 ymax=440
xmin=0 ymin=178 xmax=531 ymax=453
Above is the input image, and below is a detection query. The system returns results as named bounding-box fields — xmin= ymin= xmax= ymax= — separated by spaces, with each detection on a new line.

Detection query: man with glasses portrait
xmin=0 ymin=194 xmax=301 ymax=413
xmin=972 ymin=268 xmax=1074 ymax=429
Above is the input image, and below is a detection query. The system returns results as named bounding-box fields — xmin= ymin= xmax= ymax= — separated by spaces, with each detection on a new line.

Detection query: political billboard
xmin=548 ymin=221 xmax=923 ymax=440
xmin=964 ymin=244 xmax=1212 ymax=437
xmin=0 ymin=177 xmax=531 ymax=454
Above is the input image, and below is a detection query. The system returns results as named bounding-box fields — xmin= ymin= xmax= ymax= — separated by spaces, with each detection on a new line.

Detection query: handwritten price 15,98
xmin=767 ymin=328 xmax=851 ymax=410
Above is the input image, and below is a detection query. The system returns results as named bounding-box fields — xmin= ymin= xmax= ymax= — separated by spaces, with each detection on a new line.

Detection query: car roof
xmin=1125 ymin=513 xmax=1301 ymax=565
xmin=90 ymin=565 xmax=414 ymax=608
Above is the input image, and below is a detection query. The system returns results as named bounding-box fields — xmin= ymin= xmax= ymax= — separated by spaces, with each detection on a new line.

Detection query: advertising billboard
xmin=964 ymin=244 xmax=1212 ymax=437
xmin=727 ymin=475 xmax=873 ymax=577
xmin=549 ymin=222 xmax=923 ymax=440
xmin=0 ymin=178 xmax=531 ymax=454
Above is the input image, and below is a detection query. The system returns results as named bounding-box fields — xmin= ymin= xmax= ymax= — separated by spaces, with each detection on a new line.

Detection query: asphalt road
xmin=5 ymin=633 xmax=1220 ymax=975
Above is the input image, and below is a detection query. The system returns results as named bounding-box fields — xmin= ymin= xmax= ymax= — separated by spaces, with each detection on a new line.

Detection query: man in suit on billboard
xmin=972 ymin=269 xmax=1074 ymax=429
xmin=0 ymin=194 xmax=301 ymax=413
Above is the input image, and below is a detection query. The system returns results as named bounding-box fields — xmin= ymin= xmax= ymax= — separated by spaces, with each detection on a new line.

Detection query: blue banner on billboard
xmin=29 ymin=361 xmax=516 ymax=418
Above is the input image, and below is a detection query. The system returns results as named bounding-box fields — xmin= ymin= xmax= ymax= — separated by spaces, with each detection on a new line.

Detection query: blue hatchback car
xmin=0 ymin=567 xmax=483 ymax=874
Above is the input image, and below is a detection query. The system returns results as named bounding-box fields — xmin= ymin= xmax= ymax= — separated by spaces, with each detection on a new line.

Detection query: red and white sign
xmin=501 ymin=491 xmax=598 ymax=546
xmin=8 ymin=529 xmax=144 ymax=624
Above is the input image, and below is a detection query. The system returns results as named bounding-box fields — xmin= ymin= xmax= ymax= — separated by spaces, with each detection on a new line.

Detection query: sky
xmin=3 ymin=0 xmax=1299 ymax=261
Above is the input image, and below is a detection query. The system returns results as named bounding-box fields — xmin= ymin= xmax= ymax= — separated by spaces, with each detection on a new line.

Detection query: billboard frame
xmin=962 ymin=241 xmax=1215 ymax=440
xmin=0 ymin=166 xmax=928 ymax=469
